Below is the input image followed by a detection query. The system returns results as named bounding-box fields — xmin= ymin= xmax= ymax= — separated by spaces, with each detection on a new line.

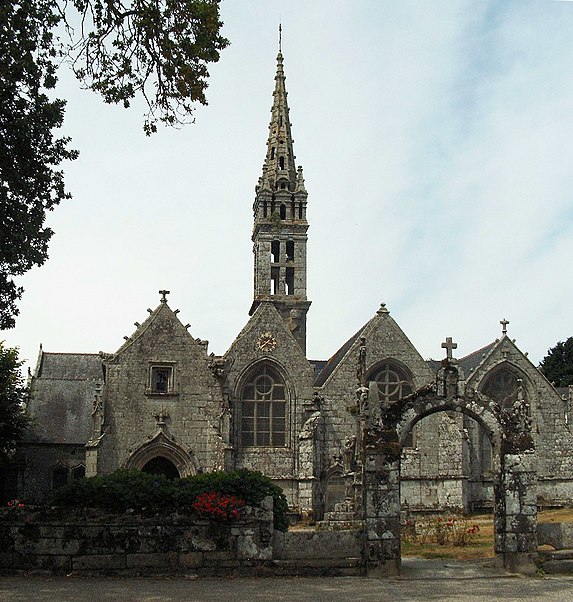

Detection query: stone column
xmin=362 ymin=428 xmax=401 ymax=577
xmin=494 ymin=450 xmax=537 ymax=574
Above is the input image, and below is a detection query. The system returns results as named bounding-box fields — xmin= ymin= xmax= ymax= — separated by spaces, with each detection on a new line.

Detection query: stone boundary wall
xmin=538 ymin=523 xmax=573 ymax=550
xmin=0 ymin=501 xmax=274 ymax=577
xmin=0 ymin=502 xmax=365 ymax=577
xmin=272 ymin=530 xmax=364 ymax=576
xmin=273 ymin=530 xmax=362 ymax=560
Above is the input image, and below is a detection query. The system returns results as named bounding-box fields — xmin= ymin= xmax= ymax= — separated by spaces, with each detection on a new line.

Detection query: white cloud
xmin=3 ymin=0 xmax=573 ymax=371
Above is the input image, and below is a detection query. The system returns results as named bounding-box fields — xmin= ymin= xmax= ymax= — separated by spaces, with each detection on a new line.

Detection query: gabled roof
xmin=109 ymin=299 xmax=198 ymax=359
xmin=313 ymin=324 xmax=367 ymax=387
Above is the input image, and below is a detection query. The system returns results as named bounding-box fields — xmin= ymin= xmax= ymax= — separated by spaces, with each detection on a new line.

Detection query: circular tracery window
xmin=370 ymin=362 xmax=413 ymax=403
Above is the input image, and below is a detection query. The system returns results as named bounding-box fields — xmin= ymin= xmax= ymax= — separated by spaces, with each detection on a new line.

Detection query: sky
xmin=3 ymin=0 xmax=573 ymax=373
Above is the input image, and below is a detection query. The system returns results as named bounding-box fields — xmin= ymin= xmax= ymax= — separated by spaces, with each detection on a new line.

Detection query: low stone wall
xmin=0 ymin=501 xmax=274 ymax=576
xmin=538 ymin=522 xmax=573 ymax=550
xmin=273 ymin=529 xmax=362 ymax=560
xmin=272 ymin=529 xmax=364 ymax=576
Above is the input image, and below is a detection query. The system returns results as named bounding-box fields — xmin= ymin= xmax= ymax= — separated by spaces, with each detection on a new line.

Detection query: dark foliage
xmin=0 ymin=0 xmax=228 ymax=328
xmin=0 ymin=343 xmax=29 ymax=464
xmin=67 ymin=0 xmax=229 ymax=134
xmin=50 ymin=468 xmax=289 ymax=531
xmin=539 ymin=337 xmax=573 ymax=388
xmin=0 ymin=0 xmax=78 ymax=329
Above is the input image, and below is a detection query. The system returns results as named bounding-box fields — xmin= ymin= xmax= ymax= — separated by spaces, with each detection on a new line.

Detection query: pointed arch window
xmin=481 ymin=367 xmax=527 ymax=410
xmin=368 ymin=361 xmax=413 ymax=403
xmin=52 ymin=464 xmax=69 ymax=489
xmin=241 ymin=364 xmax=287 ymax=447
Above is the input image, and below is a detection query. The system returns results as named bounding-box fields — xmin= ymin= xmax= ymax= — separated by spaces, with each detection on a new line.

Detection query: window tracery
xmin=481 ymin=367 xmax=526 ymax=409
xmin=241 ymin=364 xmax=287 ymax=447
xmin=369 ymin=361 xmax=413 ymax=404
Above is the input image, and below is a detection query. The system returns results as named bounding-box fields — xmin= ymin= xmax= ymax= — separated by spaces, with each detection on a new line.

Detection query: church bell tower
xmin=250 ymin=42 xmax=311 ymax=352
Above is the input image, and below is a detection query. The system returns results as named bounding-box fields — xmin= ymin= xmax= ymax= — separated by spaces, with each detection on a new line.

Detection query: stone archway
xmin=124 ymin=430 xmax=197 ymax=477
xmin=358 ymin=357 xmax=537 ymax=577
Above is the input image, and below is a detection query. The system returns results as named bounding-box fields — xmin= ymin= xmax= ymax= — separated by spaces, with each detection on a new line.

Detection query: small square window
xmin=150 ymin=366 xmax=173 ymax=394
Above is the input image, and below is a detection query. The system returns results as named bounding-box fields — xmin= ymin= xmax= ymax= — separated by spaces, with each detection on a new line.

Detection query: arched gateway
xmin=357 ymin=346 xmax=537 ymax=577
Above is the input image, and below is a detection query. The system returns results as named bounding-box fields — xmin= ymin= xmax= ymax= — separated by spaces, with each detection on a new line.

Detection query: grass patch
xmin=402 ymin=513 xmax=494 ymax=560
xmin=402 ymin=509 xmax=573 ymax=559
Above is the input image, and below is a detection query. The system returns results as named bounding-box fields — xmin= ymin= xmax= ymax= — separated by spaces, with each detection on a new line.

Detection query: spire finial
xmin=279 ymin=23 xmax=282 ymax=53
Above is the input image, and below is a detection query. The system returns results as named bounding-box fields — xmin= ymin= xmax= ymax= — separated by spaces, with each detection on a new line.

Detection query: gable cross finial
xmin=159 ymin=289 xmax=170 ymax=304
xmin=441 ymin=336 xmax=458 ymax=360
xmin=500 ymin=318 xmax=509 ymax=335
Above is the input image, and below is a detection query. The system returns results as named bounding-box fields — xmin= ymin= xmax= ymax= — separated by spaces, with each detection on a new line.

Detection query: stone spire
xmin=258 ymin=49 xmax=300 ymax=193
xmin=250 ymin=38 xmax=311 ymax=353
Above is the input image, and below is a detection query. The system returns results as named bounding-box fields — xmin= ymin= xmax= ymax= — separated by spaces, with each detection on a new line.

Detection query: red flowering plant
xmin=191 ymin=491 xmax=246 ymax=523
xmin=7 ymin=499 xmax=25 ymax=508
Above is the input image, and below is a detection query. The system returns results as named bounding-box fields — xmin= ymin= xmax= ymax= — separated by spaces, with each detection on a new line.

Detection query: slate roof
xmin=426 ymin=342 xmax=497 ymax=379
xmin=26 ymin=352 xmax=103 ymax=445
xmin=458 ymin=342 xmax=497 ymax=377
xmin=37 ymin=352 xmax=103 ymax=380
xmin=313 ymin=325 xmax=367 ymax=387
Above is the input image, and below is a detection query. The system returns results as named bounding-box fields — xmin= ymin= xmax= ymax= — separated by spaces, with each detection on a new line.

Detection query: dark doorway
xmin=142 ymin=457 xmax=180 ymax=479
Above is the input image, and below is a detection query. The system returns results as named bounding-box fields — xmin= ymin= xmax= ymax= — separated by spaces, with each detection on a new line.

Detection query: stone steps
xmin=268 ymin=558 xmax=364 ymax=577
xmin=539 ymin=548 xmax=573 ymax=574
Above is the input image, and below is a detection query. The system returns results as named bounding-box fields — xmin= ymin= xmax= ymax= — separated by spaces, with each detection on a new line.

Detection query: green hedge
xmin=50 ymin=469 xmax=289 ymax=531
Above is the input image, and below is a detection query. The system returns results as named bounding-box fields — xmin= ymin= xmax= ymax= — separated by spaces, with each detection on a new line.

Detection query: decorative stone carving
xmin=208 ymin=354 xmax=226 ymax=378
xmin=91 ymin=381 xmax=104 ymax=438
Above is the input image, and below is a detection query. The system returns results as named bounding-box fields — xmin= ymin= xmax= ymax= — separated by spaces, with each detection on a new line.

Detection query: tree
xmin=0 ymin=342 xmax=28 ymax=465
xmin=539 ymin=337 xmax=573 ymax=388
xmin=0 ymin=0 xmax=228 ymax=329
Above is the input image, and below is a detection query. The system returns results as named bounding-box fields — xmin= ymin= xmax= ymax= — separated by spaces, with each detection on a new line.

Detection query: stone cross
xmin=159 ymin=290 xmax=170 ymax=303
xmin=154 ymin=406 xmax=169 ymax=426
xmin=441 ymin=337 xmax=457 ymax=360
xmin=500 ymin=318 xmax=510 ymax=335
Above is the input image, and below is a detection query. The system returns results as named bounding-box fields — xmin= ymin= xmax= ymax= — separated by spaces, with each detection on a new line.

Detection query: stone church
xmin=19 ymin=48 xmax=573 ymax=517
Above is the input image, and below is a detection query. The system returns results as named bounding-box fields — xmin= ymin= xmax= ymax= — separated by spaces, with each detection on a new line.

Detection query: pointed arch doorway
xmin=124 ymin=430 xmax=197 ymax=477
xmin=141 ymin=456 xmax=180 ymax=479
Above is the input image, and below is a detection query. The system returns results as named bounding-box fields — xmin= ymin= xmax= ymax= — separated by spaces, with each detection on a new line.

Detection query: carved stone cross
xmin=500 ymin=318 xmax=509 ymax=335
xmin=441 ymin=337 xmax=457 ymax=360
xmin=154 ymin=406 xmax=170 ymax=426
xmin=159 ymin=289 xmax=170 ymax=303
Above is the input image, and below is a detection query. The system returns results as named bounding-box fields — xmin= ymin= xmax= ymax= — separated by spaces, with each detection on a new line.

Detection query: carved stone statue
xmin=343 ymin=435 xmax=357 ymax=472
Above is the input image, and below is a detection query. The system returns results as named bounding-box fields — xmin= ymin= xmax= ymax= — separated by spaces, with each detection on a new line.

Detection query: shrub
xmin=50 ymin=470 xmax=178 ymax=513
xmin=178 ymin=469 xmax=289 ymax=531
xmin=192 ymin=492 xmax=245 ymax=522
xmin=50 ymin=468 xmax=289 ymax=531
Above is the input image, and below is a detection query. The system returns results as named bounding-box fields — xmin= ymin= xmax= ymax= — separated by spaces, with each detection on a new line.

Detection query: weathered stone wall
xmin=319 ymin=310 xmax=434 ymax=471
xmin=18 ymin=444 xmax=87 ymax=504
xmin=272 ymin=529 xmax=363 ymax=575
xmin=0 ymin=503 xmax=274 ymax=576
xmin=99 ymin=303 xmax=225 ymax=476
xmin=224 ymin=302 xmax=316 ymax=510
xmin=272 ymin=530 xmax=361 ymax=560
xmin=467 ymin=338 xmax=573 ymax=507
xmin=538 ymin=522 xmax=573 ymax=549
